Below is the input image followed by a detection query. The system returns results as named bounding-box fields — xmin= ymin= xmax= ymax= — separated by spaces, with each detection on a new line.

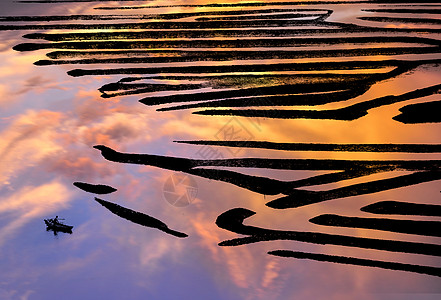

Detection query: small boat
xmin=44 ymin=217 xmax=73 ymax=234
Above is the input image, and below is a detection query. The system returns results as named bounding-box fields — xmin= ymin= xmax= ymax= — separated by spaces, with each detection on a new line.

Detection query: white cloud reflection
xmin=0 ymin=180 xmax=72 ymax=246
xmin=0 ymin=110 xmax=64 ymax=185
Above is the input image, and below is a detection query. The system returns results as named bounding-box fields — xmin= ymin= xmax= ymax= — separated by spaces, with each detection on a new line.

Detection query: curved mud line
xmin=194 ymin=82 xmax=441 ymax=120
xmin=73 ymin=182 xmax=117 ymax=194
xmin=95 ymin=197 xmax=188 ymax=238
xmin=215 ymin=208 xmax=441 ymax=256
xmin=94 ymin=1 xmax=441 ymax=10
xmin=269 ymin=250 xmax=441 ymax=278
xmin=393 ymin=100 xmax=441 ymax=124
xmin=361 ymin=201 xmax=441 ymax=217
xmin=309 ymin=214 xmax=441 ymax=237
xmin=4 ymin=9 xmax=316 ymax=23
xmin=66 ymin=60 xmax=424 ymax=77
xmin=93 ymin=145 xmax=441 ymax=202
xmin=174 ymin=141 xmax=441 ymax=153
xmin=266 ymin=171 xmax=441 ymax=209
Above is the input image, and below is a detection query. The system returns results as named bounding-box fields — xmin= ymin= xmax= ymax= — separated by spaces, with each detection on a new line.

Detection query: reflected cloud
xmin=190 ymin=210 xmax=287 ymax=299
xmin=57 ymin=249 xmax=102 ymax=272
xmin=0 ymin=110 xmax=64 ymax=185
xmin=46 ymin=153 xmax=117 ymax=181
xmin=0 ymin=180 xmax=72 ymax=246
xmin=138 ymin=237 xmax=182 ymax=269
xmin=191 ymin=213 xmax=253 ymax=289
xmin=14 ymin=75 xmax=68 ymax=96
xmin=78 ymin=111 xmax=152 ymax=147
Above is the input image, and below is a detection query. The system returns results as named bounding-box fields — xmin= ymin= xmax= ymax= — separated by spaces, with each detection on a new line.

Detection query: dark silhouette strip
xmin=157 ymin=89 xmax=371 ymax=111
xmin=359 ymin=17 xmax=441 ymax=25
xmin=393 ymin=100 xmax=441 ymax=124
xmin=187 ymin=168 xmax=292 ymax=195
xmin=194 ymin=168 xmax=440 ymax=201
xmin=118 ymin=73 xmax=387 ymax=84
xmin=4 ymin=21 xmax=441 ymax=33
xmin=94 ymin=1 xmax=441 ymax=10
xmin=33 ymin=46 xmax=441 ymax=66
xmin=1 ymin=19 xmax=335 ymax=32
xmin=268 ymin=250 xmax=441 ymax=278
xmin=73 ymin=182 xmax=117 ymax=194
xmin=20 ymin=35 xmax=436 ymax=53
xmin=100 ymin=75 xmax=364 ymax=95
xmin=91 ymin=146 xmax=368 ymax=195
xmin=99 ymin=83 xmax=206 ymax=98
xmin=65 ymin=59 xmax=425 ymax=77
xmin=191 ymin=169 xmax=378 ymax=195
xmin=215 ymin=208 xmax=441 ymax=256
xmin=361 ymin=201 xmax=441 ymax=217
xmin=141 ymin=84 xmax=372 ymax=107
xmin=25 ymin=28 xmax=434 ymax=42
xmin=267 ymin=171 xmax=441 ymax=209
xmin=174 ymin=141 xmax=441 ymax=153
xmin=2 ymin=25 xmax=346 ymax=33
xmin=362 ymin=8 xmax=441 ymax=14
xmin=190 ymin=169 xmax=379 ymax=195
xmin=93 ymin=145 xmax=441 ymax=203
xmin=194 ymin=82 xmax=441 ymax=120
xmin=15 ymin=35 xmax=441 ymax=52
xmin=279 ymin=170 xmax=381 ymax=189
xmin=94 ymin=197 xmax=187 ymax=238
xmin=144 ymin=86 xmax=374 ymax=108
xmin=100 ymin=82 xmax=204 ymax=92
xmin=92 ymin=1 xmax=367 ymax=10
xmin=24 ymin=28 xmax=345 ymax=42
xmin=309 ymin=214 xmax=441 ymax=237
xmin=139 ymin=77 xmax=402 ymax=107
xmin=196 ymin=13 xmax=329 ymax=22
xmin=1 ymin=9 xmax=318 ymax=23
xmin=0 ymin=15 xmax=182 ymax=22
xmin=92 ymin=145 xmax=441 ymax=172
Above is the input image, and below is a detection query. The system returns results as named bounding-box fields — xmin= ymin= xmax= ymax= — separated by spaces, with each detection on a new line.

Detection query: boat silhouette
xmin=44 ymin=217 xmax=73 ymax=235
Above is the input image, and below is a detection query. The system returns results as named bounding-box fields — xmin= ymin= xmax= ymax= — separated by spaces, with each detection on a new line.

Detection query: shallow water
xmin=1 ymin=1 xmax=441 ymax=299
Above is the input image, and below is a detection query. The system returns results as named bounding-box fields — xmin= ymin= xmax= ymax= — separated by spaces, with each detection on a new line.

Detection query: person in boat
xmin=53 ymin=216 xmax=59 ymax=225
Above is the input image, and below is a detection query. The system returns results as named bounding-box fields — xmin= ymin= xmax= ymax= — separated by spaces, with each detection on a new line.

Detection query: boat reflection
xmin=44 ymin=217 xmax=73 ymax=235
